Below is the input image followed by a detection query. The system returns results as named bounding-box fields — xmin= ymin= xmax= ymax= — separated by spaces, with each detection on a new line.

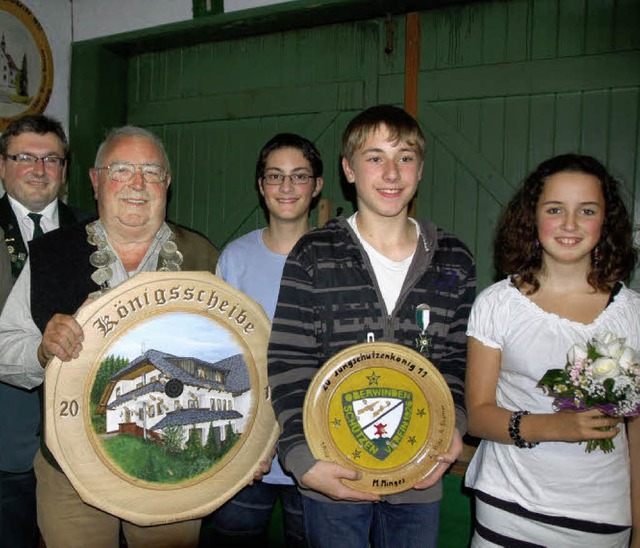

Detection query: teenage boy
xmin=210 ymin=133 xmax=324 ymax=547
xmin=268 ymin=105 xmax=475 ymax=547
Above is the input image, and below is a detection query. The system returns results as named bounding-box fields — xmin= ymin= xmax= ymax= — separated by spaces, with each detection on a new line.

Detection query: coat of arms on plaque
xmin=304 ymin=342 xmax=455 ymax=494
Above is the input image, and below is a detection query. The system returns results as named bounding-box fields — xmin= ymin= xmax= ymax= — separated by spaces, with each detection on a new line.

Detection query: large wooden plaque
xmin=0 ymin=0 xmax=54 ymax=129
xmin=304 ymin=342 xmax=455 ymax=494
xmin=45 ymin=272 xmax=278 ymax=526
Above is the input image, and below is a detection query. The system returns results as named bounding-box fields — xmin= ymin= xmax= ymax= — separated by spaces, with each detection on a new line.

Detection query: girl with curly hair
xmin=465 ymin=154 xmax=639 ymax=546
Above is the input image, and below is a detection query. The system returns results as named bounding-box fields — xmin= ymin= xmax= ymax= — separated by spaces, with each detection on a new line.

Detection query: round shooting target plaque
xmin=304 ymin=342 xmax=455 ymax=495
xmin=45 ymin=272 xmax=278 ymax=526
xmin=0 ymin=0 xmax=54 ymax=129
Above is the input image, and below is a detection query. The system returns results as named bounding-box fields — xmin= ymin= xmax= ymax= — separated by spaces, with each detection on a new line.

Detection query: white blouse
xmin=465 ymin=278 xmax=640 ymax=526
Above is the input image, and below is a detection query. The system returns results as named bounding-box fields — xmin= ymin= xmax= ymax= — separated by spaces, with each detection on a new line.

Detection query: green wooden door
xmin=381 ymin=0 xmax=640 ymax=291
xmin=69 ymin=0 xmax=639 ymax=290
xmin=124 ymin=20 xmax=387 ymax=250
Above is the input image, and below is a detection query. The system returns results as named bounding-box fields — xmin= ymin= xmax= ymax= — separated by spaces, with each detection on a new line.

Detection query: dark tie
xmin=28 ymin=213 xmax=44 ymax=240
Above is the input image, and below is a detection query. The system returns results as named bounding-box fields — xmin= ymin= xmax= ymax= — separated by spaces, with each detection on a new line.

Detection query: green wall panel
xmin=118 ymin=18 xmax=386 ymax=251
xmin=413 ymin=0 xmax=640 ymax=290
xmin=68 ymin=44 xmax=128 ymax=213
xmin=70 ymin=0 xmax=640 ymax=290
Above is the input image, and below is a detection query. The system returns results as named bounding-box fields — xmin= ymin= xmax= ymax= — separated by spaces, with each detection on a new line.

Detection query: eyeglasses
xmin=262 ymin=173 xmax=314 ymax=186
xmin=96 ymin=162 xmax=167 ymax=184
xmin=5 ymin=153 xmax=66 ymax=169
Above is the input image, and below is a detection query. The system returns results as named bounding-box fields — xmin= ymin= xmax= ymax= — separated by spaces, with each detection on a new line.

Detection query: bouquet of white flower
xmin=538 ymin=332 xmax=640 ymax=452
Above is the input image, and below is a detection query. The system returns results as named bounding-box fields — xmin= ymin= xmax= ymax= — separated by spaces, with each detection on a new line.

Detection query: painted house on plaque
xmin=98 ymin=349 xmax=251 ymax=448
xmin=0 ymin=36 xmax=19 ymax=94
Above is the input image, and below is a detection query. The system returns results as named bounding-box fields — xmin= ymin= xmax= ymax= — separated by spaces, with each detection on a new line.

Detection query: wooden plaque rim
xmin=45 ymin=271 xmax=278 ymax=526
xmin=304 ymin=342 xmax=455 ymax=495
xmin=0 ymin=0 xmax=54 ymax=130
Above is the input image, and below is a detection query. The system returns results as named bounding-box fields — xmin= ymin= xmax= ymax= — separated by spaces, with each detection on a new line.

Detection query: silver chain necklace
xmin=86 ymin=220 xmax=183 ymax=297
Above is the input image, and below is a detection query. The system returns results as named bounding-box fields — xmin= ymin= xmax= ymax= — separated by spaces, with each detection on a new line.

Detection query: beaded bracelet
xmin=508 ymin=410 xmax=539 ymax=449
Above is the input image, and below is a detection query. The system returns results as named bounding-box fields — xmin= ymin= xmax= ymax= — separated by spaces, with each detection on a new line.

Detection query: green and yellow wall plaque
xmin=304 ymin=342 xmax=455 ymax=494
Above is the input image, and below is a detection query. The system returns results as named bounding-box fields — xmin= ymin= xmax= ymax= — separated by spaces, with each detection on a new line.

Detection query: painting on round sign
xmin=90 ymin=311 xmax=252 ymax=485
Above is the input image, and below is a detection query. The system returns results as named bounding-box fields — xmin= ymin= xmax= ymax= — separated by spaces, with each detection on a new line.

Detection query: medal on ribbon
xmin=415 ymin=304 xmax=431 ymax=355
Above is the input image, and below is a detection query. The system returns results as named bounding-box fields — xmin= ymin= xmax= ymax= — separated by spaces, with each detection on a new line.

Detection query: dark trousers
xmin=0 ymin=468 xmax=38 ymax=548
xmin=302 ymin=497 xmax=440 ymax=548
xmin=204 ymin=482 xmax=305 ymax=547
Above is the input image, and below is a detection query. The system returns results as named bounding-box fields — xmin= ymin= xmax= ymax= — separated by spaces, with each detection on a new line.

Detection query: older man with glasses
xmin=0 ymin=114 xmax=90 ymax=548
xmin=0 ymin=126 xmax=219 ymax=547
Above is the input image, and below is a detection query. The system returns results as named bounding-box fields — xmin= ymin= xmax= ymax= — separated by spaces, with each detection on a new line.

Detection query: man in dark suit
xmin=0 ymin=114 xmax=88 ymax=548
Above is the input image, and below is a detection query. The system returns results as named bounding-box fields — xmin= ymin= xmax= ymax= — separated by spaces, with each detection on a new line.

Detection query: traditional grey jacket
xmin=268 ymin=216 xmax=476 ymax=504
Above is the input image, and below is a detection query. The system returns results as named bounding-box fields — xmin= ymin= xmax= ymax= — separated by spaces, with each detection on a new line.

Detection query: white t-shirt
xmin=465 ymin=278 xmax=640 ymax=526
xmin=347 ymin=214 xmax=417 ymax=315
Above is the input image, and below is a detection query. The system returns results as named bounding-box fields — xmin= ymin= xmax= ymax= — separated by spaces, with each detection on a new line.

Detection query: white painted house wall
xmin=70 ymin=0 xmax=192 ymax=42
xmin=105 ymin=365 xmax=251 ymax=448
